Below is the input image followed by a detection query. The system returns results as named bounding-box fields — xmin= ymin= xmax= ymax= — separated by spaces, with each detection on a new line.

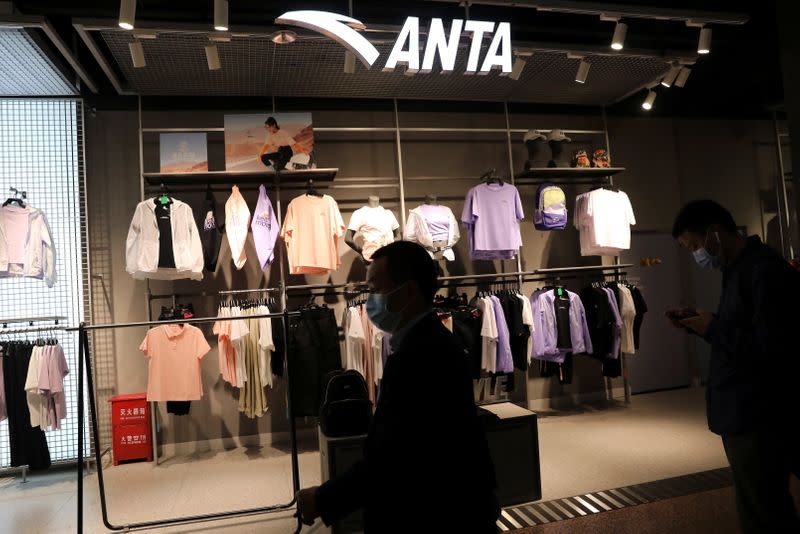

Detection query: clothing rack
xmin=0 ymin=325 xmax=68 ymax=336
xmin=437 ymin=264 xmax=633 ymax=283
xmin=285 ymin=281 xmax=370 ymax=292
xmin=1 ymin=316 xmax=67 ymax=328
xmin=439 ymin=271 xmax=628 ymax=290
xmin=69 ymin=310 xmax=305 ymax=533
xmin=0 ymin=319 xmax=68 ymax=483
xmin=218 ymin=287 xmax=283 ymax=296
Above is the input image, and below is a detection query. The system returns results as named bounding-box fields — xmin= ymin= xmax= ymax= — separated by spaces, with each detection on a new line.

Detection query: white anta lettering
xmin=420 ymin=18 xmax=463 ymax=73
xmin=464 ymin=20 xmax=495 ymax=74
xmin=480 ymin=22 xmax=512 ymax=75
xmin=383 ymin=16 xmax=420 ymax=73
xmin=276 ymin=11 xmax=513 ymax=76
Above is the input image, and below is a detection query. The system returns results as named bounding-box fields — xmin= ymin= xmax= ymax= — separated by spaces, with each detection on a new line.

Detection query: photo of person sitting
xmin=259 ymin=116 xmax=296 ymax=171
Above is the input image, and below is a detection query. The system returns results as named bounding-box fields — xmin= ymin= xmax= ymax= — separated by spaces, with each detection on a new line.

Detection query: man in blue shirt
xmin=672 ymin=199 xmax=800 ymax=533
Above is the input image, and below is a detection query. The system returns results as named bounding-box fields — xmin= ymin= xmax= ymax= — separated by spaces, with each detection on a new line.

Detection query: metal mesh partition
xmin=0 ymin=98 xmax=89 ymax=468
xmin=99 ymin=30 xmax=670 ymax=105
xmin=0 ymin=30 xmax=77 ymax=96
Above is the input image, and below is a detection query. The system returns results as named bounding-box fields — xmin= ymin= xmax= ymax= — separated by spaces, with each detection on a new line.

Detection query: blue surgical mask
xmin=693 ymin=231 xmax=722 ymax=270
xmin=366 ymin=283 xmax=408 ymax=333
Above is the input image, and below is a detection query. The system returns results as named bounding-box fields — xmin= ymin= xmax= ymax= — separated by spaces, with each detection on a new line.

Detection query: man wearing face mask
xmin=296 ymin=240 xmax=500 ymax=533
xmin=671 ymin=199 xmax=800 ymax=534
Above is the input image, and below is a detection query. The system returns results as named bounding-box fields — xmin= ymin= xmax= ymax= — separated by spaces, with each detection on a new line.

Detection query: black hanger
xmin=306 ymin=178 xmax=322 ymax=197
xmin=3 ymin=187 xmax=26 ymax=208
xmin=480 ymin=168 xmax=503 ymax=185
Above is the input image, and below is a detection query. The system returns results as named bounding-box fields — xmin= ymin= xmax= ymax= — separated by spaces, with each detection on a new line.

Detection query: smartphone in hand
xmin=665 ymin=308 xmax=699 ymax=329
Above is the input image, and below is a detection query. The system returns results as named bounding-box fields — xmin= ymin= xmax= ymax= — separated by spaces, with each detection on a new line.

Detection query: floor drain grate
xmin=497 ymin=468 xmax=733 ymax=531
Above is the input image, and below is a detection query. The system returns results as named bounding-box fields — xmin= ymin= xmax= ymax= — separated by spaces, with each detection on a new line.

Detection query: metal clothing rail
xmin=285 ymin=281 xmax=370 ymax=292
xmin=0 ymin=325 xmax=69 ymax=335
xmin=218 ymin=287 xmax=283 ymax=296
xmin=440 ymin=271 xmax=628 ymax=290
xmin=1 ymin=315 xmax=67 ymax=327
xmin=74 ymin=310 xmax=304 ymax=533
xmin=438 ymin=264 xmax=633 ymax=283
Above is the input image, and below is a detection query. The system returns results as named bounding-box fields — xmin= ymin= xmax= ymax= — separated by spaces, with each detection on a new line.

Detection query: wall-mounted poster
xmin=159 ymin=133 xmax=209 ymax=173
xmin=224 ymin=113 xmax=315 ymax=172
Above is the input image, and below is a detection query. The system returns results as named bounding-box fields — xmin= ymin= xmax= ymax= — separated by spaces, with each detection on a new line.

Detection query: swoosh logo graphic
xmin=275 ymin=10 xmax=381 ymax=68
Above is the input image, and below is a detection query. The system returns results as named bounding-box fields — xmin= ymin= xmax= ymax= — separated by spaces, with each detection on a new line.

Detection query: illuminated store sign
xmin=275 ymin=10 xmax=513 ymax=75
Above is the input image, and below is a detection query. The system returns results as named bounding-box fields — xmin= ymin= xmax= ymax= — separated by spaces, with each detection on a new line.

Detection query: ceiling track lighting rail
xmin=429 ymin=0 xmax=748 ymax=26
xmin=214 ymin=0 xmax=228 ymax=31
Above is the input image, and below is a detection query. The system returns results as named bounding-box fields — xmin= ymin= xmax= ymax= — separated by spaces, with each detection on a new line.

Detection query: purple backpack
xmin=534 ymin=183 xmax=567 ymax=230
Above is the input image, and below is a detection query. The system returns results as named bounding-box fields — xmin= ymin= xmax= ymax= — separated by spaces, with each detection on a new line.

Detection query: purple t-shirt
xmin=462 ymin=183 xmax=524 ymax=256
xmin=418 ymin=204 xmax=451 ymax=242
xmin=251 ymin=185 xmax=279 ymax=270
xmin=490 ymin=295 xmax=514 ymax=373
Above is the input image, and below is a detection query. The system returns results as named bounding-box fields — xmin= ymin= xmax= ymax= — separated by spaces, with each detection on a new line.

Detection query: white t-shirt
xmin=348 ymin=206 xmax=400 ymax=261
xmin=257 ymin=305 xmax=275 ymax=387
xmin=478 ymin=297 xmax=498 ymax=373
xmin=618 ymin=286 xmax=637 ymax=354
xmin=371 ymin=329 xmax=384 ymax=385
xmin=25 ymin=346 xmax=47 ymax=428
xmin=344 ymin=307 xmax=366 ymax=375
xmin=516 ymin=293 xmax=535 ymax=361
xmin=575 ymin=189 xmax=636 ymax=256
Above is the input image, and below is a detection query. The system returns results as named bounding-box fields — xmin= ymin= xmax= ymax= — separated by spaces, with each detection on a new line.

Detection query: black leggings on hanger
xmin=1 ymin=342 xmax=51 ymax=470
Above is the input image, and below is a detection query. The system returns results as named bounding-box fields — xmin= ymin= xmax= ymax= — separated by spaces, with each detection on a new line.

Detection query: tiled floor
xmin=0 ymin=388 xmax=728 ymax=533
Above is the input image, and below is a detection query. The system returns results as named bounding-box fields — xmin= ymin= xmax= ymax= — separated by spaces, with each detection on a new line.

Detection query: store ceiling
xmin=0 ymin=29 xmax=76 ymax=96
xmin=97 ymin=28 xmax=672 ymax=105
xmin=4 ymin=1 xmax=782 ymax=116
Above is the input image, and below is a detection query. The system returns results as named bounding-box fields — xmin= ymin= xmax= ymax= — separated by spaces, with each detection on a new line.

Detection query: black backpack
xmin=319 ymin=370 xmax=373 ymax=437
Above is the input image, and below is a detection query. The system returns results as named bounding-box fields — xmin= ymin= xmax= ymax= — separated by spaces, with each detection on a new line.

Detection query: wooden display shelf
xmin=143 ymin=168 xmax=338 ymax=185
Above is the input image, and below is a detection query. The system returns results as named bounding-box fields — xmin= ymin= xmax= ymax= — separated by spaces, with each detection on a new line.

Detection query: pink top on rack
xmin=140 ymin=324 xmax=210 ymax=402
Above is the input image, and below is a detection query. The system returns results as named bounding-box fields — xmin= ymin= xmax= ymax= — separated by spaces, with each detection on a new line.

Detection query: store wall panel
xmin=674 ymin=119 xmax=771 ymax=384
xmin=606 ymin=117 xmax=682 ymax=233
xmin=86 ymin=105 xmax=774 ymax=446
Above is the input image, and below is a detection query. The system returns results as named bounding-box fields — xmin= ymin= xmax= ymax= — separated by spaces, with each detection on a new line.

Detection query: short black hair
xmin=672 ymin=199 xmax=738 ymax=239
xmin=371 ymin=241 xmax=438 ymax=301
xmin=265 ymin=117 xmax=278 ymax=128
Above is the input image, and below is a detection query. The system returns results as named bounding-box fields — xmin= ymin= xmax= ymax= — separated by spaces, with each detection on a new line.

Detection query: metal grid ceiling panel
xmin=0 ymin=30 xmax=76 ymax=96
xmin=100 ymin=30 xmax=669 ymax=105
xmin=0 ymin=99 xmax=89 ymax=467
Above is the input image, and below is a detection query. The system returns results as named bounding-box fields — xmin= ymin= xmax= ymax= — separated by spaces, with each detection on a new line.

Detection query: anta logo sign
xmin=275 ymin=11 xmax=512 ymax=75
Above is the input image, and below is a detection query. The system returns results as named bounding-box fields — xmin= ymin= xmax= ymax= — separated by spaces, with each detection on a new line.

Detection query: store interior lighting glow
xmin=642 ymin=90 xmax=656 ymax=110
xmin=205 ymin=44 xmax=221 ymax=70
xmin=344 ymin=51 xmax=356 ymax=74
xmin=698 ymin=27 xmax=711 ymax=54
xmin=510 ymin=56 xmax=526 ymax=80
xmin=660 ymin=65 xmax=681 ymax=87
xmin=674 ymin=66 xmax=692 ymax=88
xmin=575 ymin=59 xmax=590 ymax=83
xmin=271 ymin=30 xmax=297 ymax=44
xmin=214 ymin=0 xmax=229 ymax=31
xmin=129 ymin=40 xmax=145 ymax=68
xmin=118 ymin=0 xmax=136 ymax=30
xmin=610 ymin=22 xmax=627 ymax=50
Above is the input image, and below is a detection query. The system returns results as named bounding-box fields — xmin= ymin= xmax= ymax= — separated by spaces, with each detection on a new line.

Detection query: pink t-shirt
xmin=140 ymin=324 xmax=211 ymax=401
xmin=280 ymin=194 xmax=346 ymax=275
xmin=1 ymin=206 xmax=31 ymax=264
